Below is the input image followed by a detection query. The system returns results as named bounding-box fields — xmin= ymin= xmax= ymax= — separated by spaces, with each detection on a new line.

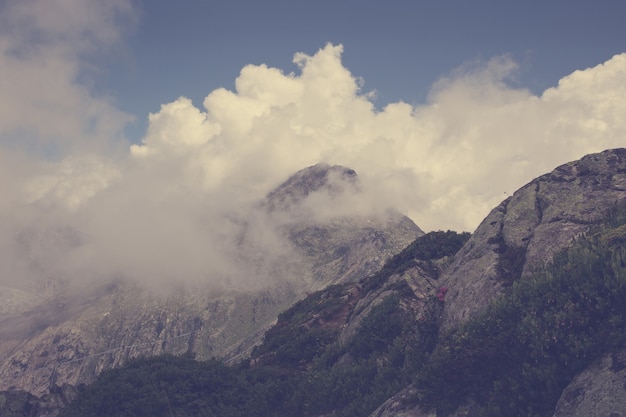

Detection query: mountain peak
xmin=264 ymin=163 xmax=358 ymax=212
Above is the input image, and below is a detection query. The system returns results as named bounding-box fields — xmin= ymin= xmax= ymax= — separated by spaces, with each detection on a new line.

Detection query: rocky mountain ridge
xmin=53 ymin=229 xmax=469 ymax=417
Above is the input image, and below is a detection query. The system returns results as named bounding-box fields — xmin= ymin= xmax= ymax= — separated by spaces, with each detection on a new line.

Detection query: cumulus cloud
xmin=0 ymin=0 xmax=135 ymax=288
xmin=0 ymin=0 xmax=135 ymax=154
xmin=1 ymin=2 xmax=625 ymax=291
xmin=128 ymin=46 xmax=626 ymax=232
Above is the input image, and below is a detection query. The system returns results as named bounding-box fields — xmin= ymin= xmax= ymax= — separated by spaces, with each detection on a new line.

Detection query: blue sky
xmin=1 ymin=0 xmax=626 ymax=287
xmin=105 ymin=1 xmax=626 ymax=140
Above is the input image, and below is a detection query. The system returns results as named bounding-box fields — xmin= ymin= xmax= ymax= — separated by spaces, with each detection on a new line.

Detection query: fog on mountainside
xmin=48 ymin=149 xmax=626 ymax=417
xmin=0 ymin=161 xmax=422 ymax=399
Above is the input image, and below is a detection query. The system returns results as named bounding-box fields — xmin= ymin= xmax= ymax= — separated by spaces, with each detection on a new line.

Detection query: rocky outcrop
xmin=369 ymin=149 xmax=626 ymax=417
xmin=0 ymin=281 xmax=304 ymax=396
xmin=369 ymin=389 xmax=484 ymax=417
xmin=553 ymin=350 xmax=626 ymax=417
xmin=442 ymin=148 xmax=626 ymax=328
xmin=337 ymin=256 xmax=442 ymax=349
xmin=264 ymin=163 xmax=358 ymax=212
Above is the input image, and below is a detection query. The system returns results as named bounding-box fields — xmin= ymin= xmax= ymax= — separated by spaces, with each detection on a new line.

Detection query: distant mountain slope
xmin=264 ymin=163 xmax=423 ymax=287
xmin=55 ymin=230 xmax=469 ymax=417
xmin=0 ymin=163 xmax=420 ymax=399
xmin=49 ymin=209 xmax=626 ymax=417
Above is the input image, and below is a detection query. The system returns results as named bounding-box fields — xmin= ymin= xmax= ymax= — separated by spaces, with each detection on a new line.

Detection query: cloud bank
xmin=128 ymin=45 xmax=626 ymax=232
xmin=1 ymin=0 xmax=625 ymax=289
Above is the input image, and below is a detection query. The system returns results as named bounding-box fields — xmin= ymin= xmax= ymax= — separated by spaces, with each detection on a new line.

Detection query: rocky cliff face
xmin=240 ymin=231 xmax=462 ymax=417
xmin=0 ymin=163 xmax=420 ymax=399
xmin=441 ymin=148 xmax=626 ymax=417
xmin=553 ymin=349 xmax=626 ymax=417
xmin=442 ymin=148 xmax=626 ymax=329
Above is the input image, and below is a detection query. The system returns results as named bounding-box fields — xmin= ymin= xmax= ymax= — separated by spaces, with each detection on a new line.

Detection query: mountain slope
xmin=56 ymin=210 xmax=626 ymax=417
xmin=442 ymin=148 xmax=626 ymax=328
xmin=8 ymin=150 xmax=626 ymax=417
xmin=0 ymin=163 xmax=421 ymax=398
xmin=373 ymin=148 xmax=626 ymax=416
xmin=56 ymin=230 xmax=469 ymax=417
xmin=265 ymin=163 xmax=422 ymax=288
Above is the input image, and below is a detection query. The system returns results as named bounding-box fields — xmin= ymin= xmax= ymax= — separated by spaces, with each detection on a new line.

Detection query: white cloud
xmin=0 ymin=0 xmax=137 ymax=290
xmin=128 ymin=46 xmax=626 ymax=233
xmin=23 ymin=154 xmax=121 ymax=211
xmin=0 ymin=0 xmax=135 ymax=153
xmin=1 ymin=10 xmax=625 ymax=290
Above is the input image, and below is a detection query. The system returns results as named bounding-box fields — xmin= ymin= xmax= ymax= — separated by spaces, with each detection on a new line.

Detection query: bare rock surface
xmin=442 ymin=148 xmax=626 ymax=328
xmin=553 ymin=350 xmax=626 ymax=417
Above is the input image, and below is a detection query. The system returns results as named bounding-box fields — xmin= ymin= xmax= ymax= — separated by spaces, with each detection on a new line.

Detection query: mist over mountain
xmin=32 ymin=148 xmax=626 ymax=417
xmin=0 ymin=162 xmax=420 ymax=398
xmin=1 ymin=1 xmax=626 ymax=301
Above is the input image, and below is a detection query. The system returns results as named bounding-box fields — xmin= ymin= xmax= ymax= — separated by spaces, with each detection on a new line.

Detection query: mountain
xmin=375 ymin=148 xmax=626 ymax=416
xmin=7 ymin=149 xmax=626 ymax=417
xmin=264 ymin=163 xmax=422 ymax=288
xmin=0 ymin=163 xmax=421 ymax=399
xmin=55 ymin=230 xmax=470 ymax=417
xmin=442 ymin=148 xmax=626 ymax=329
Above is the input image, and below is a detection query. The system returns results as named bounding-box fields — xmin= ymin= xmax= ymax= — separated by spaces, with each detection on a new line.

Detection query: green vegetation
xmin=250 ymin=285 xmax=346 ymax=368
xmin=60 ymin=230 xmax=469 ymax=417
xmin=362 ymin=230 xmax=470 ymax=291
xmin=60 ymin=295 xmax=422 ymax=417
xmin=60 ymin=355 xmax=260 ymax=417
xmin=404 ymin=230 xmax=471 ymax=262
xmin=416 ymin=210 xmax=626 ymax=416
xmin=59 ymin=217 xmax=626 ymax=417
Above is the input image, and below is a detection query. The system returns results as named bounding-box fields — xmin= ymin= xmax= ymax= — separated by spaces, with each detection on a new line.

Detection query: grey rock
xmin=378 ymin=148 xmax=626 ymax=417
xmin=442 ymin=148 xmax=626 ymax=329
xmin=264 ymin=162 xmax=358 ymax=212
xmin=267 ymin=163 xmax=423 ymax=288
xmin=369 ymin=385 xmax=430 ymax=417
xmin=553 ymin=350 xmax=626 ymax=417
xmin=340 ymin=257 xmax=441 ymax=348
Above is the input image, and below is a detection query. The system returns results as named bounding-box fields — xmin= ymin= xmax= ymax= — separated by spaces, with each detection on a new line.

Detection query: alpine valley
xmin=4 ymin=149 xmax=626 ymax=417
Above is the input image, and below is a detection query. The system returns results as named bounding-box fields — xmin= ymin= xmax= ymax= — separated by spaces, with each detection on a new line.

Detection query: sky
xmin=1 ymin=0 xmax=626 ymax=289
